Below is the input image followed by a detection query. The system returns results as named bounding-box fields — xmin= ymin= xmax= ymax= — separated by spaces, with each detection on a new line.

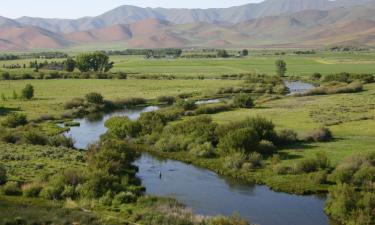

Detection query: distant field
xmin=1 ymin=51 xmax=375 ymax=78
xmin=0 ymin=79 xmax=241 ymax=119
xmin=110 ymin=52 xmax=375 ymax=77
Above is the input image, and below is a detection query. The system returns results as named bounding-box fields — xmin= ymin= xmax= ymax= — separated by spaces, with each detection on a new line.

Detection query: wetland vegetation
xmin=0 ymin=48 xmax=374 ymax=225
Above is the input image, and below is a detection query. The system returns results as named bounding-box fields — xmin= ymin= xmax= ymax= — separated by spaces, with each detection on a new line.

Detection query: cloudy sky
xmin=1 ymin=0 xmax=264 ymax=19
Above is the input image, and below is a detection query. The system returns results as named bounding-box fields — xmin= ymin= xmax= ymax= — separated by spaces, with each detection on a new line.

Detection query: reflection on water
xmin=64 ymin=106 xmax=159 ymax=149
xmin=285 ymin=81 xmax=315 ymax=94
xmin=135 ymin=154 xmax=329 ymax=225
xmin=195 ymin=99 xmax=221 ymax=105
xmin=64 ymin=106 xmax=329 ymax=225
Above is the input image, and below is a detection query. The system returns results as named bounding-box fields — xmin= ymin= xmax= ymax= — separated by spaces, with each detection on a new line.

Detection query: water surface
xmin=64 ymin=106 xmax=329 ymax=225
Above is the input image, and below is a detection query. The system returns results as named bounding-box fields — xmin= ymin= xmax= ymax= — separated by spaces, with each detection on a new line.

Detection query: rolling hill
xmin=0 ymin=0 xmax=375 ymax=50
xmin=13 ymin=0 xmax=375 ymax=33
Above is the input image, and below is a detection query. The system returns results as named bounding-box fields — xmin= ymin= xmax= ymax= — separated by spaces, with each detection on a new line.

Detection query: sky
xmin=0 ymin=0 xmax=264 ymax=19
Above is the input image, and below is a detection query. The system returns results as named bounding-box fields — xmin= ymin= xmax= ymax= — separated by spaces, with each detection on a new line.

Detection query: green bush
xmin=247 ymin=152 xmax=263 ymax=169
xmin=157 ymin=96 xmax=176 ymax=105
xmin=306 ymin=127 xmax=333 ymax=142
xmin=257 ymin=140 xmax=276 ymax=154
xmin=23 ymin=183 xmax=43 ymax=197
xmin=177 ymin=99 xmax=196 ymax=111
xmin=1 ymin=113 xmax=27 ymax=128
xmin=105 ymin=116 xmax=141 ymax=138
xmin=23 ymin=131 xmax=48 ymax=145
xmin=40 ymin=185 xmax=63 ymax=200
xmin=21 ymin=84 xmax=34 ymax=100
xmin=233 ymin=94 xmax=254 ymax=108
xmin=273 ymin=164 xmax=292 ymax=175
xmin=85 ymin=92 xmax=104 ymax=104
xmin=64 ymin=97 xmax=85 ymax=109
xmin=112 ymin=191 xmax=137 ymax=205
xmin=2 ymin=181 xmax=22 ymax=196
xmin=0 ymin=164 xmax=7 ymax=185
xmin=48 ymin=135 xmax=75 ymax=148
xmin=114 ymin=97 xmax=147 ymax=107
xmin=218 ymin=128 xmax=260 ymax=154
xmin=276 ymin=129 xmax=298 ymax=145
xmin=190 ymin=142 xmax=215 ymax=158
xmin=294 ymin=159 xmax=318 ymax=174
xmin=195 ymin=103 xmax=231 ymax=115
xmin=223 ymin=153 xmax=247 ymax=170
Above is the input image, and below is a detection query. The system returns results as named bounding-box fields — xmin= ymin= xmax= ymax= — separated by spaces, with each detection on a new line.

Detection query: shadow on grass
xmin=0 ymin=107 xmax=21 ymax=115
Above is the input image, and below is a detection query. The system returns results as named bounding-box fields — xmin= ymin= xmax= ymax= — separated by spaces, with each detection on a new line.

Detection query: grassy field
xmin=0 ymin=79 xmax=241 ymax=119
xmin=211 ymin=83 xmax=375 ymax=165
xmin=111 ymin=52 xmax=375 ymax=77
xmin=2 ymin=51 xmax=375 ymax=78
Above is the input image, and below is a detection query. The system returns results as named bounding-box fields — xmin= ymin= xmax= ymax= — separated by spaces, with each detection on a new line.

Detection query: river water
xmin=63 ymin=103 xmax=329 ymax=225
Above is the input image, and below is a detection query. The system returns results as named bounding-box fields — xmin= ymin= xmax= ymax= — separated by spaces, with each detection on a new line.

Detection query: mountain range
xmin=1 ymin=0 xmax=375 ymax=50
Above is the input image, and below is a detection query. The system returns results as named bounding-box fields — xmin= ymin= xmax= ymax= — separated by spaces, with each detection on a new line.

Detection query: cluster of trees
xmin=1 ymin=84 xmax=34 ymax=101
xmin=325 ymin=152 xmax=375 ymax=224
xmin=74 ymin=52 xmax=114 ymax=73
xmin=0 ymin=54 xmax=19 ymax=61
xmin=275 ymin=59 xmax=287 ymax=77
xmin=30 ymin=60 xmax=64 ymax=71
xmin=105 ymin=48 xmax=183 ymax=58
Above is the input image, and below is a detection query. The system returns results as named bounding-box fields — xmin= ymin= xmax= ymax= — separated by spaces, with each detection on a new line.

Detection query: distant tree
xmin=217 ymin=50 xmax=229 ymax=58
xmin=85 ymin=92 xmax=103 ymax=104
xmin=76 ymin=52 xmax=114 ymax=73
xmin=76 ymin=54 xmax=92 ymax=72
xmin=63 ymin=57 xmax=76 ymax=72
xmin=1 ymin=72 xmax=10 ymax=80
xmin=242 ymin=49 xmax=249 ymax=56
xmin=21 ymin=84 xmax=34 ymax=100
xmin=275 ymin=59 xmax=287 ymax=77
xmin=12 ymin=90 xmax=18 ymax=100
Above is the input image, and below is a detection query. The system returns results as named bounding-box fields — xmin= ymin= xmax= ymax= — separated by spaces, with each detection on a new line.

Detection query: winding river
xmin=64 ymin=94 xmax=329 ymax=225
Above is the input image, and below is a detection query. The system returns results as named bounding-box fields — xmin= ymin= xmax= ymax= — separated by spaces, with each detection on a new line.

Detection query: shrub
xmin=105 ymin=116 xmax=141 ymax=138
xmin=2 ymin=181 xmax=22 ymax=196
xmin=276 ymin=129 xmax=298 ymax=145
xmin=218 ymin=128 xmax=260 ymax=155
xmin=271 ymin=154 xmax=281 ymax=165
xmin=247 ymin=152 xmax=263 ymax=169
xmin=40 ymin=186 xmax=63 ymax=200
xmin=306 ymin=127 xmax=333 ymax=142
xmin=233 ymin=94 xmax=254 ymax=108
xmin=312 ymin=171 xmax=328 ymax=184
xmin=112 ymin=191 xmax=137 ymax=205
xmin=157 ymin=96 xmax=176 ymax=105
xmin=195 ymin=103 xmax=231 ymax=115
xmin=190 ymin=142 xmax=215 ymax=158
xmin=294 ymin=159 xmax=318 ymax=174
xmin=1 ymin=113 xmax=27 ymax=128
xmin=1 ymin=131 xmax=20 ymax=144
xmin=0 ymin=164 xmax=7 ymax=185
xmin=23 ymin=131 xmax=48 ymax=145
xmin=273 ymin=164 xmax=292 ymax=175
xmin=64 ymin=98 xmax=85 ymax=109
xmin=114 ymin=97 xmax=147 ymax=107
xmin=223 ymin=153 xmax=247 ymax=169
xmin=85 ymin=92 xmax=103 ymax=104
xmin=21 ymin=84 xmax=34 ymax=100
xmin=117 ymin=72 xmax=127 ymax=79
xmin=332 ymin=152 xmax=375 ymax=185
xmin=257 ymin=140 xmax=276 ymax=154
xmin=177 ymin=99 xmax=196 ymax=111
xmin=311 ymin=73 xmax=322 ymax=81
xmin=23 ymin=183 xmax=43 ymax=197
xmin=315 ymin=151 xmax=331 ymax=170
xmin=49 ymin=135 xmax=75 ymax=148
